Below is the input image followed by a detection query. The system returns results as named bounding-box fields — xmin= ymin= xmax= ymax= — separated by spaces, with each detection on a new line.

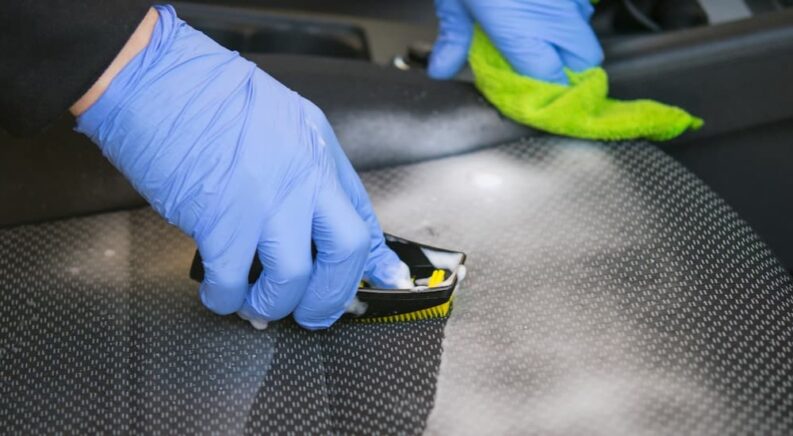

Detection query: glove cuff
xmin=75 ymin=5 xmax=180 ymax=141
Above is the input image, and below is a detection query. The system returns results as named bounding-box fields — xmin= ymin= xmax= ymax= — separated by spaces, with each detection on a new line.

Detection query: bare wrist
xmin=70 ymin=7 xmax=159 ymax=116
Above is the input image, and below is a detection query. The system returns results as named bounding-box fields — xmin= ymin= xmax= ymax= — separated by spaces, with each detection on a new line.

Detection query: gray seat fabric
xmin=2 ymin=137 xmax=792 ymax=434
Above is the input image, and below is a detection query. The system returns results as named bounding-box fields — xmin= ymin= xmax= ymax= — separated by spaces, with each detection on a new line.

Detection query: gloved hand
xmin=429 ymin=0 xmax=604 ymax=84
xmin=75 ymin=5 xmax=410 ymax=330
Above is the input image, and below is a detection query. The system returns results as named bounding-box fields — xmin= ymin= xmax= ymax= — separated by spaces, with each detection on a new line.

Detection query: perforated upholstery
xmin=2 ymin=137 xmax=792 ymax=434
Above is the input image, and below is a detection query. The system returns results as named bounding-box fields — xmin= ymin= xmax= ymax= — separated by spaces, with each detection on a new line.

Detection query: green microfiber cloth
xmin=468 ymin=28 xmax=703 ymax=141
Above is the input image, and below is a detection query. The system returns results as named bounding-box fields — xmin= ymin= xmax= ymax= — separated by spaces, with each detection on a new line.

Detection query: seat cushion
xmin=2 ymin=137 xmax=792 ymax=434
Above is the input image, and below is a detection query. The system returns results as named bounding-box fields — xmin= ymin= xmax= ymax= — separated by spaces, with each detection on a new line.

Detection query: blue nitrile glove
xmin=75 ymin=5 xmax=411 ymax=330
xmin=428 ymin=0 xmax=604 ymax=84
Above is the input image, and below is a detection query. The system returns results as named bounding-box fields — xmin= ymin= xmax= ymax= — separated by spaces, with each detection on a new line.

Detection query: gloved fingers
xmin=572 ymin=0 xmax=596 ymax=20
xmin=306 ymin=103 xmax=377 ymax=230
xmin=197 ymin=208 xmax=260 ymax=316
xmin=364 ymin=249 xmax=413 ymax=289
xmin=487 ymin=32 xmax=568 ymax=84
xmin=547 ymin=12 xmax=604 ymax=73
xmin=293 ymin=179 xmax=370 ymax=330
xmin=300 ymin=100 xmax=368 ymax=210
xmin=302 ymin=100 xmax=412 ymax=289
xmin=429 ymin=0 xmax=474 ymax=79
xmin=241 ymin=176 xmax=316 ymax=323
xmin=556 ymin=26 xmax=603 ymax=73
xmin=470 ymin=0 xmax=601 ymax=83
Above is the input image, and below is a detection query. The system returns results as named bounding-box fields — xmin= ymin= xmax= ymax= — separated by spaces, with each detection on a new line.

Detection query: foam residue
xmin=345 ymin=296 xmax=368 ymax=315
xmin=247 ymin=319 xmax=269 ymax=330
xmin=388 ymin=260 xmax=415 ymax=289
xmin=421 ymin=247 xmax=464 ymax=271
xmin=237 ymin=311 xmax=269 ymax=330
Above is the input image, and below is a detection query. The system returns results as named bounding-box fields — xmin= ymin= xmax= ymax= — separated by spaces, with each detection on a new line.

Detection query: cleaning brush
xmin=189 ymin=234 xmax=467 ymax=324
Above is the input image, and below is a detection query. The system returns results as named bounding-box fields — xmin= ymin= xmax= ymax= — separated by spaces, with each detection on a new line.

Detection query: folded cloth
xmin=468 ymin=27 xmax=703 ymax=141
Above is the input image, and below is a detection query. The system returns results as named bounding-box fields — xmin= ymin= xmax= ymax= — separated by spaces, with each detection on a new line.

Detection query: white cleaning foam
xmin=345 ymin=296 xmax=369 ymax=315
xmin=363 ymin=259 xmax=414 ymax=289
xmin=237 ymin=312 xmax=269 ymax=330
xmin=421 ymin=247 xmax=464 ymax=271
xmin=390 ymin=261 xmax=414 ymax=289
xmin=456 ymin=265 xmax=467 ymax=282
xmin=247 ymin=319 xmax=269 ymax=330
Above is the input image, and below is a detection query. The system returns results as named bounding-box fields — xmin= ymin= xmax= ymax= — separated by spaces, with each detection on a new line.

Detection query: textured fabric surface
xmin=2 ymin=137 xmax=793 ymax=434
xmin=0 ymin=212 xmax=443 ymax=434
xmin=469 ymin=28 xmax=703 ymax=141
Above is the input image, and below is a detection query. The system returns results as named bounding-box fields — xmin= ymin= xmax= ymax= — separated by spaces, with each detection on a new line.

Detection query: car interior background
xmin=2 ymin=0 xmax=793 ymax=434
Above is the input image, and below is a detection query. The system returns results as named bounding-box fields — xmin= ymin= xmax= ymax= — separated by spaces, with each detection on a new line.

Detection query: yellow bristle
xmin=427 ymin=269 xmax=446 ymax=288
xmin=352 ymin=298 xmax=454 ymax=324
xmin=351 ymin=269 xmax=455 ymax=324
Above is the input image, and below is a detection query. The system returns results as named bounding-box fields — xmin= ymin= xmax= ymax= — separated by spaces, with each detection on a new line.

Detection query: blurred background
xmin=3 ymin=0 xmax=793 ymax=271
